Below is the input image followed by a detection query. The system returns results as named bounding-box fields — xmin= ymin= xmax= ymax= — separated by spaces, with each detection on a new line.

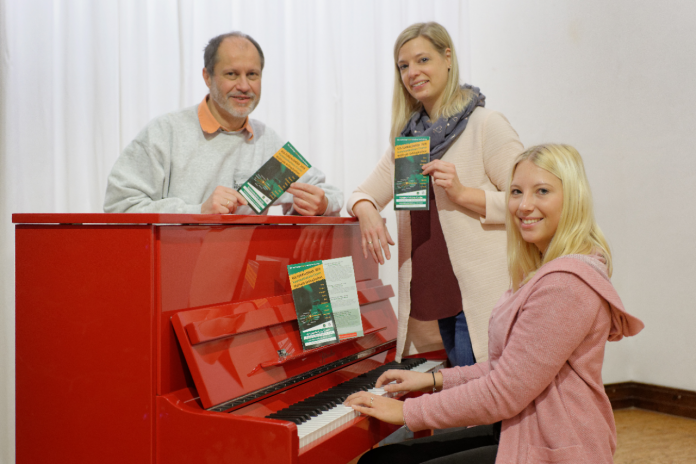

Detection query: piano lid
xmin=12 ymin=213 xmax=359 ymax=225
xmin=171 ymin=279 xmax=397 ymax=411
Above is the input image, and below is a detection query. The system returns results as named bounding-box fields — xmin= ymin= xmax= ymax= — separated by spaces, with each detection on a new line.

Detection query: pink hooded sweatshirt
xmin=403 ymin=254 xmax=644 ymax=464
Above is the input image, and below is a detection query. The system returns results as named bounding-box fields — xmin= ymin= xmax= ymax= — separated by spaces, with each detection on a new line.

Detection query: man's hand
xmin=201 ymin=186 xmax=248 ymax=214
xmin=286 ymin=182 xmax=328 ymax=216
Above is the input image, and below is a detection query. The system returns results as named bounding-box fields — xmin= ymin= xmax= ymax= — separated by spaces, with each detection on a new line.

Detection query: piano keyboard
xmin=266 ymin=358 xmax=444 ymax=448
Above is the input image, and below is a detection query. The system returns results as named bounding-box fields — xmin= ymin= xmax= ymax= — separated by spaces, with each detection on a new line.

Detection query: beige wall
xmin=467 ymin=0 xmax=696 ymax=390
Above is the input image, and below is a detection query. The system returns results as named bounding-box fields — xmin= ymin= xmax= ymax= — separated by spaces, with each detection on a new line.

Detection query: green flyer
xmin=394 ymin=136 xmax=430 ymax=210
xmin=288 ymin=257 xmax=364 ymax=351
xmin=288 ymin=261 xmax=339 ymax=350
xmin=238 ymin=142 xmax=311 ymax=214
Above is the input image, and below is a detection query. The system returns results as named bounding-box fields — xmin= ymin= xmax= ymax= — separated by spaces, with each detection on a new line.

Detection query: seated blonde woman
xmin=346 ymin=144 xmax=644 ymax=464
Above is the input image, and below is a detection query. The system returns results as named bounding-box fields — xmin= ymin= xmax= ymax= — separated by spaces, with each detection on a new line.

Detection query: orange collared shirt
xmin=197 ymin=95 xmax=255 ymax=140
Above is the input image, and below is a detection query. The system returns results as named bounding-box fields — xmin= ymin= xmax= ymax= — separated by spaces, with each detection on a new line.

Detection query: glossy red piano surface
xmin=171 ymin=279 xmax=396 ymax=410
xmin=14 ymin=214 xmax=404 ymax=464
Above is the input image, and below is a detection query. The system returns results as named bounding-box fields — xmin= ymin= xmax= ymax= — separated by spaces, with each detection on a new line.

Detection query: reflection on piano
xmin=14 ymin=213 xmax=444 ymax=464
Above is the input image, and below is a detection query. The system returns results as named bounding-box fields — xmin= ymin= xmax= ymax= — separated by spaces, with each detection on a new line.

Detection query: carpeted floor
xmin=614 ymin=408 xmax=696 ymax=464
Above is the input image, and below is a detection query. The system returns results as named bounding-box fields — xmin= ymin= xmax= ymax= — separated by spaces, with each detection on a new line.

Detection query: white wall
xmin=468 ymin=0 xmax=696 ymax=390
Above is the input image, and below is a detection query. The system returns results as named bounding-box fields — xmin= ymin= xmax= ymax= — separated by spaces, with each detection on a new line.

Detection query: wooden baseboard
xmin=605 ymin=382 xmax=696 ymax=419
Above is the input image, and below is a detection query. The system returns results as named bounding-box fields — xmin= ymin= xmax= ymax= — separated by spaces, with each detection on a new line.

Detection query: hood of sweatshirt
xmin=551 ymin=254 xmax=644 ymax=341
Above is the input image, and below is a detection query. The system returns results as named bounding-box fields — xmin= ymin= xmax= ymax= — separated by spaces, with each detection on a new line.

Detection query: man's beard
xmin=210 ymin=83 xmax=258 ymax=119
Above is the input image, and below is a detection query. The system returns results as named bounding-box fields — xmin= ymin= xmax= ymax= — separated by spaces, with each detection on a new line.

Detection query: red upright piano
xmin=14 ymin=214 xmax=441 ymax=464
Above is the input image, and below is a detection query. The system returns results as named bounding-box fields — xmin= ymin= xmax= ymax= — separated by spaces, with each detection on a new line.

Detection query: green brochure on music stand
xmin=288 ymin=257 xmax=363 ymax=351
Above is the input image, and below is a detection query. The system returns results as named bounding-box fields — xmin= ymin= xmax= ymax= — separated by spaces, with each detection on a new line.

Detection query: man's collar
xmin=197 ymin=95 xmax=254 ymax=140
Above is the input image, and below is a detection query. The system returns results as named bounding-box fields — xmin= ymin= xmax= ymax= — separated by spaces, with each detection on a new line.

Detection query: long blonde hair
xmin=506 ymin=144 xmax=612 ymax=291
xmin=389 ymin=22 xmax=473 ymax=144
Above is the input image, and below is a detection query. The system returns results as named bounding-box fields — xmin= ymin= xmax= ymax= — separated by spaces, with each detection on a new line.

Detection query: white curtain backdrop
xmin=0 ymin=1 xmax=470 ymax=461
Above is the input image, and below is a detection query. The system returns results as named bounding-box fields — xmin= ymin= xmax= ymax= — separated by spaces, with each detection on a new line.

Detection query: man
xmin=104 ymin=32 xmax=342 ymax=215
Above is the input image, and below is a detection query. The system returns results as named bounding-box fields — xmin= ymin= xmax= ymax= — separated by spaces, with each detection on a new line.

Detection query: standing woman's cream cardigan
xmin=347 ymin=107 xmax=523 ymax=362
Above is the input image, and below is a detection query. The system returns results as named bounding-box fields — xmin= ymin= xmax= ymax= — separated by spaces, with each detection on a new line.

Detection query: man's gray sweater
xmin=104 ymin=105 xmax=343 ymax=215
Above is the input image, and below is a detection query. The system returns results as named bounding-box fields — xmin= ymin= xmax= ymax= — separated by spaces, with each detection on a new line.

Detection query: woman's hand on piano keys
xmin=344 ymin=392 xmax=405 ymax=426
xmin=375 ymin=369 xmax=443 ymax=393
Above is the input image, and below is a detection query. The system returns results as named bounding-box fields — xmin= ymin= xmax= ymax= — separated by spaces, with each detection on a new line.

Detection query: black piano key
xmin=270 ymin=409 xmax=315 ymax=418
xmin=296 ymin=402 xmax=332 ymax=412
xmin=276 ymin=407 xmax=323 ymax=415
xmin=268 ymin=413 xmax=312 ymax=423
xmin=281 ymin=417 xmax=305 ymax=425
xmin=267 ymin=411 xmax=310 ymax=419
xmin=298 ymin=402 xmax=335 ymax=411
xmin=307 ymin=396 xmax=340 ymax=406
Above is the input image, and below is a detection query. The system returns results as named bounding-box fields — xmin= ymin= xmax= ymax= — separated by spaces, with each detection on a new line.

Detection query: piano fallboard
xmin=171 ymin=278 xmax=397 ymax=411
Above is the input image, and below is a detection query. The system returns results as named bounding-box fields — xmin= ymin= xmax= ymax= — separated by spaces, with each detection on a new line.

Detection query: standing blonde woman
xmin=346 ymin=144 xmax=644 ymax=463
xmin=348 ymin=22 xmax=523 ymax=367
